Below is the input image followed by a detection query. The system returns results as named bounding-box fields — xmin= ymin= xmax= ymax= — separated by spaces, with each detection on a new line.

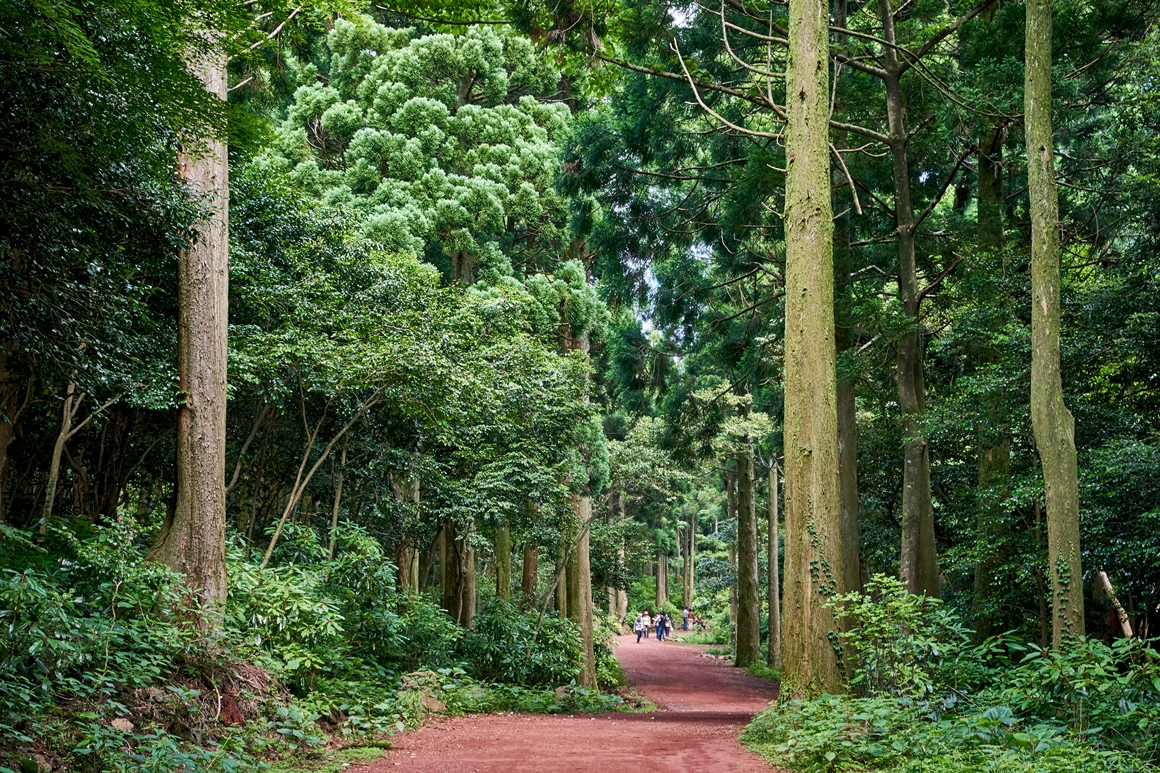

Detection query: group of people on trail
xmin=633 ymin=608 xmax=691 ymax=642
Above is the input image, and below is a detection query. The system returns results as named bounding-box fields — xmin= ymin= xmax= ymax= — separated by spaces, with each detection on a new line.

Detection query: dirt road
xmin=359 ymin=634 xmax=779 ymax=772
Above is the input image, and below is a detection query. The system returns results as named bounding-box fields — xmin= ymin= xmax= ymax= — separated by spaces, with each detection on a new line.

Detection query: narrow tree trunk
xmin=767 ymin=461 xmax=781 ymax=669
xmin=495 ymin=524 xmax=512 ymax=600
xmin=736 ymin=444 xmax=761 ymax=667
xmin=836 ymin=332 xmax=862 ymax=597
xmin=878 ymin=0 xmax=939 ymax=598
xmin=683 ymin=507 xmax=695 ymax=609
xmin=656 ymin=553 xmax=668 ymax=607
xmin=522 ymin=543 xmax=538 ymax=607
xmin=555 ymin=542 xmax=569 ymax=613
xmin=1026 ymin=0 xmax=1083 ymax=647
xmin=441 ymin=524 xmax=462 ymax=622
xmin=0 ymin=352 xmax=32 ymax=524
xmin=328 ymin=435 xmax=347 ymax=559
xmin=782 ymin=0 xmax=844 ymax=695
xmin=973 ymin=107 xmax=1010 ymax=640
xmin=148 ymin=44 xmax=229 ymax=619
xmin=42 ymin=379 xmax=82 ymax=531
xmin=573 ymin=495 xmax=595 ymax=687
xmin=460 ymin=539 xmax=475 ymax=627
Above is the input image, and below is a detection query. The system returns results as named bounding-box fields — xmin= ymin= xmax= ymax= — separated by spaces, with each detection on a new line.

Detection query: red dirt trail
xmin=356 ymin=634 xmax=780 ymax=772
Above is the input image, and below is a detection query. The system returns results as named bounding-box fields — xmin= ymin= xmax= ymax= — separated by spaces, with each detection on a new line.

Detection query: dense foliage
xmin=3 ymin=1 xmax=1160 ymax=772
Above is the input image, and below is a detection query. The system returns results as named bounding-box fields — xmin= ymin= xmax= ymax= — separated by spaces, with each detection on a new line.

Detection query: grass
xmin=267 ymin=744 xmax=390 ymax=773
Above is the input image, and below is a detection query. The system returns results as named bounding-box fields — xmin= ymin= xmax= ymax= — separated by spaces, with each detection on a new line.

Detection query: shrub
xmin=743 ymin=573 xmax=1160 ymax=773
xmin=459 ymin=599 xmax=581 ymax=686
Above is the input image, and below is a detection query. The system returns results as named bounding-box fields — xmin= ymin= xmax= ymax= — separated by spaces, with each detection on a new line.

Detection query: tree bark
xmin=1026 ymin=0 xmax=1084 ymax=647
xmin=836 ymin=329 xmax=862 ymax=597
xmin=555 ymin=542 xmax=568 ymax=613
xmin=684 ymin=506 xmax=695 ymax=609
xmin=0 ymin=350 xmax=32 ymax=524
xmin=767 ymin=461 xmax=781 ymax=669
xmin=781 ymin=0 xmax=844 ymax=695
xmin=522 ymin=543 xmax=538 ymax=606
xmin=876 ymin=0 xmax=939 ymax=599
xmin=735 ymin=444 xmax=761 ymax=667
xmin=572 ymin=495 xmax=595 ymax=687
xmin=148 ymin=44 xmax=229 ymax=619
xmin=973 ymin=93 xmax=1010 ymax=638
xmin=495 ymin=524 xmax=512 ymax=600
xmin=656 ymin=553 xmax=668 ymax=607
xmin=41 ymin=379 xmax=83 ymax=531
xmin=328 ymin=434 xmax=347 ymax=559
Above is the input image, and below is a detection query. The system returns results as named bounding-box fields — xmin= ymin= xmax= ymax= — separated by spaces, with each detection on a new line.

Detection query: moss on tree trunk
xmin=1025 ymin=0 xmax=1084 ymax=647
xmin=781 ymin=0 xmax=843 ymax=696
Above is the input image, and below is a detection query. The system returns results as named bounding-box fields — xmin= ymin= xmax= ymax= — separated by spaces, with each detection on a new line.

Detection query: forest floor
xmin=356 ymin=634 xmax=780 ymax=772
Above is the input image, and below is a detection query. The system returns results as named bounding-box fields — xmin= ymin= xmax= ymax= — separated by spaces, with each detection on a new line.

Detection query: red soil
xmin=357 ymin=634 xmax=780 ymax=772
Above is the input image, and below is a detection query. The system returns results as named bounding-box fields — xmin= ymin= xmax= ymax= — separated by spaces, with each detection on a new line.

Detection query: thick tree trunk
xmin=148 ymin=46 xmax=229 ymax=619
xmin=767 ymin=461 xmax=781 ymax=669
xmin=735 ymin=445 xmax=761 ymax=667
xmin=572 ymin=496 xmax=596 ymax=687
xmin=1026 ymin=0 xmax=1083 ymax=647
xmin=495 ymin=524 xmax=512 ymax=600
xmin=782 ymin=0 xmax=844 ymax=695
xmin=877 ymin=0 xmax=939 ymax=599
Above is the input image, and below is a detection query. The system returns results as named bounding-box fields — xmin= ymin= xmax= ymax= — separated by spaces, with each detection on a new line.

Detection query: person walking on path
xmin=656 ymin=613 xmax=667 ymax=641
xmin=641 ymin=610 xmax=652 ymax=640
xmin=634 ymin=615 xmax=644 ymax=643
xmin=682 ymin=607 xmax=689 ymax=630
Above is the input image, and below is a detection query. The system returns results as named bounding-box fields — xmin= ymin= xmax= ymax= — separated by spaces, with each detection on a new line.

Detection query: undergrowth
xmin=743 ymin=575 xmax=1160 ymax=773
xmin=0 ymin=520 xmax=621 ymax=772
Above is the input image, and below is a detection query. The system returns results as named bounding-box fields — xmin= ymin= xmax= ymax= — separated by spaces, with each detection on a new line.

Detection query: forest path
xmin=358 ymin=634 xmax=780 ymax=772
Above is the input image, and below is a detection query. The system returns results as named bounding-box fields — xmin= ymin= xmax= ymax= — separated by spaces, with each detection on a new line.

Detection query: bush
xmin=743 ymin=574 xmax=1160 ymax=773
xmin=459 ymin=599 xmax=581 ymax=686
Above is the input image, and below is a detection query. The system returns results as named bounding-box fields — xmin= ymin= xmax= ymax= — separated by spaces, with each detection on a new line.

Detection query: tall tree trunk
xmin=555 ymin=542 xmax=568 ymax=613
xmin=836 ymin=326 xmax=862 ymax=597
xmin=878 ymin=0 xmax=939 ymax=598
xmin=460 ymin=539 xmax=475 ymax=627
xmin=1026 ymin=0 xmax=1083 ymax=647
xmin=832 ymin=0 xmax=862 ymax=602
xmin=683 ymin=506 xmax=695 ymax=609
xmin=656 ymin=553 xmax=668 ymax=607
xmin=782 ymin=0 xmax=844 ymax=695
xmin=572 ymin=496 xmax=595 ymax=687
xmin=725 ymin=468 xmax=737 ymax=635
xmin=767 ymin=461 xmax=781 ymax=669
xmin=736 ymin=444 xmax=761 ymax=667
xmin=973 ymin=110 xmax=1010 ymax=639
xmin=495 ymin=524 xmax=512 ymax=601
xmin=562 ymin=323 xmax=596 ymax=687
xmin=522 ymin=543 xmax=538 ymax=607
xmin=148 ymin=45 xmax=229 ymax=619
xmin=441 ymin=524 xmax=462 ymax=622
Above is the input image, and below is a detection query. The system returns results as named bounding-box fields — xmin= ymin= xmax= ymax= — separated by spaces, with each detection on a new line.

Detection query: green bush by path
xmin=743 ymin=575 xmax=1160 ymax=773
xmin=0 ymin=521 xmax=620 ymax=772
